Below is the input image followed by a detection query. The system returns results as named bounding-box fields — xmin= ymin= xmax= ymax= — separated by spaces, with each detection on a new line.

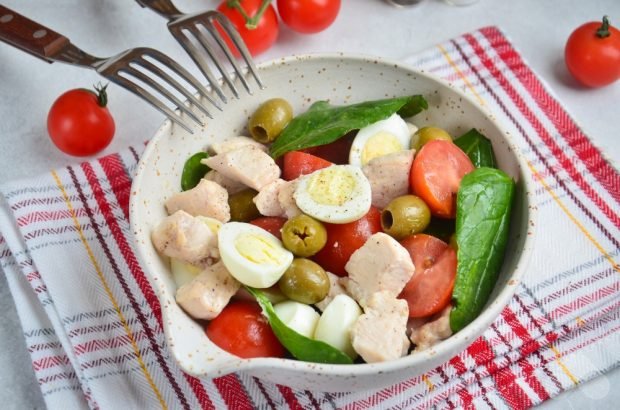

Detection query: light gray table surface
xmin=1 ymin=0 xmax=618 ymax=408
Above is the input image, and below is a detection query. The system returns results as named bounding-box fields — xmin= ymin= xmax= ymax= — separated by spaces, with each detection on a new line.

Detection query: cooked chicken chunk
xmin=253 ymin=178 xmax=287 ymax=217
xmin=362 ymin=150 xmax=415 ymax=209
xmin=164 ymin=179 xmax=230 ymax=222
xmin=209 ymin=136 xmax=268 ymax=155
xmin=342 ymin=232 xmax=414 ymax=308
xmin=175 ymin=261 xmax=240 ymax=320
xmin=278 ymin=179 xmax=302 ymax=219
xmin=203 ymin=145 xmax=280 ymax=191
xmin=409 ymin=305 xmax=453 ymax=351
xmin=203 ymin=169 xmax=247 ymax=195
xmin=151 ymin=210 xmax=218 ymax=264
xmin=351 ymin=291 xmax=410 ymax=363
xmin=315 ymin=271 xmax=349 ymax=312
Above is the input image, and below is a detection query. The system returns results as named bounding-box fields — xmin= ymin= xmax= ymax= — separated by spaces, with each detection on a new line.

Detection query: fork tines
xmin=168 ymin=10 xmax=264 ymax=103
xmin=98 ymin=47 xmax=216 ymax=133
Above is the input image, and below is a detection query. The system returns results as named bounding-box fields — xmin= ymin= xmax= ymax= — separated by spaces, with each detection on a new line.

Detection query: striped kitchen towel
xmin=1 ymin=26 xmax=618 ymax=409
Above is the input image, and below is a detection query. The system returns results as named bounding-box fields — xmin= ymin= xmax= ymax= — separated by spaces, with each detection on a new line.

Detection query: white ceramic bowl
xmin=129 ymin=54 xmax=536 ymax=392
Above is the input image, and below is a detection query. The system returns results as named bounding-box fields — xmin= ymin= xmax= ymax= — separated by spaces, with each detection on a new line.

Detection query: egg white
xmin=349 ymin=113 xmax=412 ymax=167
xmin=313 ymin=294 xmax=363 ymax=359
xmin=218 ymin=222 xmax=293 ymax=288
xmin=293 ymin=165 xmax=371 ymax=224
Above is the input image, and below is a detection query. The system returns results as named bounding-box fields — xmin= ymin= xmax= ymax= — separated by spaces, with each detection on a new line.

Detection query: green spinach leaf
xmin=454 ymin=128 xmax=497 ymax=168
xmin=181 ymin=152 xmax=209 ymax=191
xmin=269 ymin=95 xmax=428 ymax=158
xmin=245 ymin=287 xmax=353 ymax=364
xmin=450 ymin=167 xmax=514 ymax=333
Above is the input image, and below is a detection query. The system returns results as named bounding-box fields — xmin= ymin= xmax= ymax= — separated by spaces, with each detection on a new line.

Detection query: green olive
xmin=381 ymin=195 xmax=431 ymax=240
xmin=278 ymin=258 xmax=330 ymax=304
xmin=248 ymin=98 xmax=293 ymax=143
xmin=228 ymin=188 xmax=260 ymax=222
xmin=410 ymin=126 xmax=452 ymax=151
xmin=281 ymin=214 xmax=327 ymax=257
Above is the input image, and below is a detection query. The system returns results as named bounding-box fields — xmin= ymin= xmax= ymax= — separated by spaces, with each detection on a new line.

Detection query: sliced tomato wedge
xmin=399 ymin=234 xmax=457 ymax=318
xmin=282 ymin=150 xmax=333 ymax=181
xmin=300 ymin=132 xmax=355 ymax=164
xmin=410 ymin=140 xmax=474 ymax=218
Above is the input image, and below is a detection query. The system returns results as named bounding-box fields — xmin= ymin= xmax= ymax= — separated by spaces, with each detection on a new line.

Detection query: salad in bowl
xmin=129 ymin=54 xmax=535 ymax=391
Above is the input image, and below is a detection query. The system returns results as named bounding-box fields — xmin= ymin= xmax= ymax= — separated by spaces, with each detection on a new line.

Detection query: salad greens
xmin=269 ymin=95 xmax=428 ymax=158
xmin=450 ymin=167 xmax=515 ymax=333
xmin=245 ymin=287 xmax=353 ymax=365
xmin=181 ymin=152 xmax=210 ymax=191
xmin=454 ymin=128 xmax=497 ymax=168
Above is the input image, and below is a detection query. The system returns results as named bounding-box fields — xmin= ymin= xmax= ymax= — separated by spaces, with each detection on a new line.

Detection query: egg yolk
xmin=235 ymin=233 xmax=288 ymax=265
xmin=361 ymin=132 xmax=403 ymax=165
xmin=306 ymin=168 xmax=356 ymax=206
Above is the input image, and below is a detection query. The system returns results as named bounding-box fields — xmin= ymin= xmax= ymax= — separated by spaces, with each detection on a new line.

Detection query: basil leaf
xmin=181 ymin=152 xmax=209 ymax=191
xmin=454 ymin=128 xmax=497 ymax=168
xmin=269 ymin=95 xmax=428 ymax=158
xmin=245 ymin=287 xmax=353 ymax=364
xmin=450 ymin=168 xmax=515 ymax=333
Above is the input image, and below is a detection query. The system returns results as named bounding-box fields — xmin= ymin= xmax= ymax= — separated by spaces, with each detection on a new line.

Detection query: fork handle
xmin=0 ymin=5 xmax=69 ymax=62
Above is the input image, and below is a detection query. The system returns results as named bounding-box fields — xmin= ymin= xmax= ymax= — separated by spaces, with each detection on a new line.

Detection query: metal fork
xmin=0 ymin=4 xmax=216 ymax=133
xmin=136 ymin=0 xmax=264 ymax=103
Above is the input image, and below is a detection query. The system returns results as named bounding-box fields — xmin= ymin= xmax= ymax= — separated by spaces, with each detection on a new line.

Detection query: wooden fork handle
xmin=0 ymin=5 xmax=69 ymax=62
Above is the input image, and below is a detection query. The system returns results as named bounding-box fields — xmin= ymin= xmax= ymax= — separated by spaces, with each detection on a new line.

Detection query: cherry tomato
xmin=249 ymin=216 xmax=287 ymax=239
xmin=282 ymin=150 xmax=333 ymax=181
xmin=47 ymin=86 xmax=115 ymax=157
xmin=300 ymin=133 xmax=355 ymax=164
xmin=206 ymin=300 xmax=286 ymax=358
xmin=277 ymin=0 xmax=341 ymax=34
xmin=410 ymin=140 xmax=474 ymax=219
xmin=312 ymin=206 xmax=382 ymax=277
xmin=217 ymin=0 xmax=279 ymax=56
xmin=398 ymin=234 xmax=457 ymax=318
xmin=565 ymin=16 xmax=620 ymax=87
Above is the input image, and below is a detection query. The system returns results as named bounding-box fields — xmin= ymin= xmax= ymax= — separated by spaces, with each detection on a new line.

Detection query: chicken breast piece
xmin=204 ymin=145 xmax=281 ymax=191
xmin=253 ymin=178 xmax=287 ymax=217
xmin=278 ymin=179 xmax=302 ymax=219
xmin=362 ymin=150 xmax=415 ymax=209
xmin=209 ymin=136 xmax=268 ymax=155
xmin=165 ymin=179 xmax=230 ymax=222
xmin=175 ymin=261 xmax=241 ymax=320
xmin=342 ymin=232 xmax=414 ymax=308
xmin=151 ymin=210 xmax=218 ymax=264
xmin=409 ymin=304 xmax=453 ymax=351
xmin=203 ymin=169 xmax=247 ymax=195
xmin=315 ymin=271 xmax=349 ymax=312
xmin=351 ymin=291 xmax=410 ymax=363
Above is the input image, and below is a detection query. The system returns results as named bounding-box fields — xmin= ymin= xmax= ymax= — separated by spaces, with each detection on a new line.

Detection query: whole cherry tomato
xmin=217 ymin=0 xmax=279 ymax=56
xmin=47 ymin=85 xmax=115 ymax=157
xmin=277 ymin=0 xmax=341 ymax=34
xmin=312 ymin=206 xmax=382 ymax=277
xmin=206 ymin=300 xmax=286 ymax=358
xmin=565 ymin=15 xmax=620 ymax=87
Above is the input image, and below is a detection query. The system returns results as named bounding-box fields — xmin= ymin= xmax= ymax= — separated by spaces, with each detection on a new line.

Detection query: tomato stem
xmin=596 ymin=15 xmax=611 ymax=38
xmin=226 ymin=0 xmax=272 ymax=30
xmin=94 ymin=83 xmax=109 ymax=107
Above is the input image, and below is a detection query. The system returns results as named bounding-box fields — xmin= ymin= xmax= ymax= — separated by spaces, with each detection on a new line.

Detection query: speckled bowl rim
xmin=130 ymin=52 xmax=537 ymax=383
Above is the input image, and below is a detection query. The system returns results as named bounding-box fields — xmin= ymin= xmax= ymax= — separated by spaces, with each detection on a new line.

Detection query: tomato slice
xmin=398 ymin=234 xmax=456 ymax=318
xmin=249 ymin=216 xmax=287 ymax=240
xmin=206 ymin=300 xmax=285 ymax=358
xmin=282 ymin=151 xmax=333 ymax=181
xmin=311 ymin=206 xmax=382 ymax=277
xmin=410 ymin=140 xmax=474 ymax=218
